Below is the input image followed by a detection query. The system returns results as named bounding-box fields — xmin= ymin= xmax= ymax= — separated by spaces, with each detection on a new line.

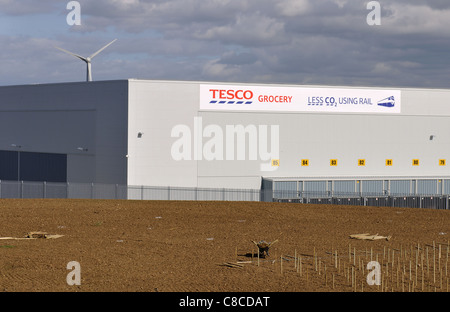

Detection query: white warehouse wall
xmin=127 ymin=80 xmax=200 ymax=187
xmin=127 ymin=80 xmax=450 ymax=189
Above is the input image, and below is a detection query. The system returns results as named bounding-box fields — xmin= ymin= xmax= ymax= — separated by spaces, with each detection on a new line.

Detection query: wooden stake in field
xmin=416 ymin=243 xmax=419 ymax=285
xmin=314 ymin=247 xmax=316 ymax=271
xmin=433 ymin=241 xmax=436 ymax=284
xmin=257 ymin=249 xmax=260 ymax=267
xmin=294 ymin=249 xmax=297 ymax=269
xmin=332 ymin=273 xmax=335 ymax=290
xmin=335 ymin=250 xmax=338 ymax=269
xmin=422 ymin=259 xmax=424 ymax=292
xmin=306 ymin=267 xmax=309 ymax=284
xmin=349 ymin=243 xmax=351 ymax=263
xmin=439 ymin=243 xmax=442 ymax=264
xmin=298 ymin=255 xmax=302 ymax=275
xmin=409 ymin=260 xmax=412 ymax=281
xmin=439 ymin=244 xmax=442 ymax=274
xmin=402 ymin=271 xmax=405 ymax=292
xmin=351 ymin=266 xmax=354 ymax=289
xmin=280 ymin=254 xmax=283 ymax=274
xmin=314 ymin=247 xmax=318 ymax=272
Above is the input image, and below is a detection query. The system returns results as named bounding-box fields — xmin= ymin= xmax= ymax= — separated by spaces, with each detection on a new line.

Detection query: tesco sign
xmin=209 ymin=89 xmax=254 ymax=100
xmin=200 ymin=84 xmax=401 ymax=114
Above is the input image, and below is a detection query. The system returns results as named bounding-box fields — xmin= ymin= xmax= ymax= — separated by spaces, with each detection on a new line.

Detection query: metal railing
xmin=272 ymin=190 xmax=450 ymax=210
xmin=0 ymin=180 xmax=261 ymax=202
xmin=0 ymin=180 xmax=448 ymax=209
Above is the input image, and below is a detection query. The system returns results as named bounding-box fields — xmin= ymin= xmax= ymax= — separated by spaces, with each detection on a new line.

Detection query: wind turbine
xmin=55 ymin=39 xmax=117 ymax=82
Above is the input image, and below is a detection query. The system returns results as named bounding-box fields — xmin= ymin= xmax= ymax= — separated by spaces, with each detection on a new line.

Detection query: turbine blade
xmin=89 ymin=39 xmax=117 ymax=59
xmin=55 ymin=46 xmax=88 ymax=62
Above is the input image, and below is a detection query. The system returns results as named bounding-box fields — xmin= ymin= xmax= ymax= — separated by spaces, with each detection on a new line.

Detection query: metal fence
xmin=268 ymin=178 xmax=450 ymax=198
xmin=0 ymin=180 xmax=448 ymax=209
xmin=0 ymin=180 xmax=261 ymax=202
xmin=273 ymin=190 xmax=450 ymax=210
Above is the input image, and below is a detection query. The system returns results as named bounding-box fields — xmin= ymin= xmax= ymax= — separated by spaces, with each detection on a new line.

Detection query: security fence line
xmin=0 ymin=180 xmax=261 ymax=202
xmin=274 ymin=194 xmax=450 ymax=210
xmin=0 ymin=180 xmax=448 ymax=210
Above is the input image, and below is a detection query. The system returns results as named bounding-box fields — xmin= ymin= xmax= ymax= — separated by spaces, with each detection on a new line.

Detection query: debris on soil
xmin=0 ymin=231 xmax=64 ymax=240
xmin=220 ymin=262 xmax=244 ymax=269
xmin=349 ymin=233 xmax=391 ymax=241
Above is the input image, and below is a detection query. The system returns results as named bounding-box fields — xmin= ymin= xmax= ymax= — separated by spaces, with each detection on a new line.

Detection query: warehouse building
xmin=1 ymin=79 xmax=450 ymax=200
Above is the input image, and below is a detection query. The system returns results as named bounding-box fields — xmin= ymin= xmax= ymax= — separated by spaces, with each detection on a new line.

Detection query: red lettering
xmin=244 ymin=90 xmax=253 ymax=100
xmin=209 ymin=89 xmax=218 ymax=98
xmin=257 ymin=94 xmax=293 ymax=103
xmin=209 ymin=89 xmax=254 ymax=100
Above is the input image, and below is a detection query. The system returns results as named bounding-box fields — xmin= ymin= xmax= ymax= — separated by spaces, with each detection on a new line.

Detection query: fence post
xmin=43 ymin=181 xmax=46 ymax=199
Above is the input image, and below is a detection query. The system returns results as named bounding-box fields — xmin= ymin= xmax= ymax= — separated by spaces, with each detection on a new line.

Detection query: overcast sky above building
xmin=1 ymin=0 xmax=449 ymax=88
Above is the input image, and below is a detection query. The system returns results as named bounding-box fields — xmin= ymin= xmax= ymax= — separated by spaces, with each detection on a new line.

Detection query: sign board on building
xmin=200 ymin=84 xmax=401 ymax=114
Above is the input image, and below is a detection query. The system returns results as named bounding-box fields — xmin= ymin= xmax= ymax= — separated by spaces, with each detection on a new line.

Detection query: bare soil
xmin=0 ymin=198 xmax=448 ymax=292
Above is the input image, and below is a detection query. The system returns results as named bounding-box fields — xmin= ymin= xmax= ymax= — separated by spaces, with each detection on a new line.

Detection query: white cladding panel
xmin=127 ymin=80 xmax=199 ymax=187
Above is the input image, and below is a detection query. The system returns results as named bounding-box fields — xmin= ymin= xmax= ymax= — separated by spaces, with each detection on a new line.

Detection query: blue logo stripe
xmin=209 ymin=100 xmax=253 ymax=105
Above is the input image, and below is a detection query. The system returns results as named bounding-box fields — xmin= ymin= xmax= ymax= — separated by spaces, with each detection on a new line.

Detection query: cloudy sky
xmin=1 ymin=0 xmax=450 ymax=88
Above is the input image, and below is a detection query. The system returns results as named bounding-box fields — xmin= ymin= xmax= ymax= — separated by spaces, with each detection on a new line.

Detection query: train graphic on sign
xmin=377 ymin=96 xmax=395 ymax=107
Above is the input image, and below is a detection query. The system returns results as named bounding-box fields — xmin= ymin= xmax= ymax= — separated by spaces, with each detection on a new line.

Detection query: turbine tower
xmin=56 ymin=39 xmax=117 ymax=82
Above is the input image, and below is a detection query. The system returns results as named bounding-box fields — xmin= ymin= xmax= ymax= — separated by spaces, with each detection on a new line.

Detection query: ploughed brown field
xmin=0 ymin=198 xmax=448 ymax=292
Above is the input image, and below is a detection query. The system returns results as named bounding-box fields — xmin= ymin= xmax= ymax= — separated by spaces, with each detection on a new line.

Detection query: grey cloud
xmin=217 ymin=51 xmax=257 ymax=65
xmin=1 ymin=0 xmax=450 ymax=88
xmin=0 ymin=0 xmax=59 ymax=15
